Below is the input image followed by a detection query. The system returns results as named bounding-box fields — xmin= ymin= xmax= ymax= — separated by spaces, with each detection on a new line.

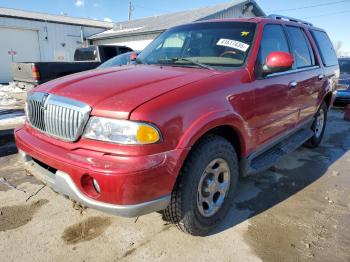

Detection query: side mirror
xmin=262 ymin=51 xmax=294 ymax=76
xmin=130 ymin=53 xmax=138 ymax=61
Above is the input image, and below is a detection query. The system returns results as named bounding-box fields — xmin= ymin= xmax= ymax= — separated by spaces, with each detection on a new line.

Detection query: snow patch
xmin=0 ymin=92 xmax=21 ymax=106
xmin=0 ymin=83 xmax=25 ymax=93
xmin=0 ymin=83 xmax=25 ymax=106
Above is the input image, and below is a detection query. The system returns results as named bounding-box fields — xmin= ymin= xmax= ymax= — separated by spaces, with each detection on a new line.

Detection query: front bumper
xmin=19 ymin=150 xmax=170 ymax=217
xmin=15 ymin=126 xmax=187 ymax=217
xmin=335 ymin=90 xmax=350 ymax=104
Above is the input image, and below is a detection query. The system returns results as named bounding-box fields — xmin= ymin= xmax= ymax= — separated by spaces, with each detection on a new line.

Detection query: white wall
xmin=0 ymin=27 xmax=41 ymax=82
xmin=92 ymin=33 xmax=160 ymax=51
xmin=0 ymin=17 xmax=106 ymax=62
xmin=0 ymin=17 xmax=108 ymax=83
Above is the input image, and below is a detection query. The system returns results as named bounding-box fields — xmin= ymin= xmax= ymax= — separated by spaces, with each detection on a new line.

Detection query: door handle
xmin=318 ymin=74 xmax=325 ymax=80
xmin=289 ymin=81 xmax=298 ymax=88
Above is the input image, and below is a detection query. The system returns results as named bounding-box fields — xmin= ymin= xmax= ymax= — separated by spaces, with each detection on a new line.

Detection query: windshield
xmin=339 ymin=59 xmax=350 ymax=74
xmin=137 ymin=22 xmax=256 ymax=70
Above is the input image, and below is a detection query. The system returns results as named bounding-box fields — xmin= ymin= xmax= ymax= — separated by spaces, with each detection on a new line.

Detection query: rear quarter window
xmin=311 ymin=30 xmax=338 ymax=67
xmin=339 ymin=59 xmax=350 ymax=74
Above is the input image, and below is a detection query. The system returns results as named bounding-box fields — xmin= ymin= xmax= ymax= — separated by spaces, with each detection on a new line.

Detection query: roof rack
xmin=268 ymin=14 xmax=313 ymax=26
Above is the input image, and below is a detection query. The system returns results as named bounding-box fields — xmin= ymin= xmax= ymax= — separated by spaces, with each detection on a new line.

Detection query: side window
xmin=258 ymin=24 xmax=290 ymax=66
xmin=286 ymin=26 xmax=315 ymax=68
xmin=311 ymin=30 xmax=338 ymax=67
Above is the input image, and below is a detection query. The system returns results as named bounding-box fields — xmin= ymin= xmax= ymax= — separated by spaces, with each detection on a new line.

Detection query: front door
xmin=252 ymin=24 xmax=298 ymax=146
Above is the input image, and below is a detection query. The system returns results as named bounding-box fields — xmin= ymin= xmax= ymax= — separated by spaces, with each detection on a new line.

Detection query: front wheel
xmin=162 ymin=135 xmax=239 ymax=236
xmin=306 ymin=101 xmax=328 ymax=148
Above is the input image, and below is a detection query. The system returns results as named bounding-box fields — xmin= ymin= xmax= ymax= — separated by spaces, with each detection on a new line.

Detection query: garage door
xmin=0 ymin=27 xmax=41 ymax=83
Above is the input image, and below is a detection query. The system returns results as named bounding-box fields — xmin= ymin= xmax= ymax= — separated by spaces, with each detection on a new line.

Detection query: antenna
xmin=128 ymin=0 xmax=133 ymax=21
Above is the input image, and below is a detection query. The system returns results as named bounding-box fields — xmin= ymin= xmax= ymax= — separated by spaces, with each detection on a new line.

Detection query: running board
xmin=242 ymin=128 xmax=314 ymax=176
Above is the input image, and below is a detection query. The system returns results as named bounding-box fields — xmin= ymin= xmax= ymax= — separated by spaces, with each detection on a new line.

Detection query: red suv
xmin=15 ymin=16 xmax=339 ymax=235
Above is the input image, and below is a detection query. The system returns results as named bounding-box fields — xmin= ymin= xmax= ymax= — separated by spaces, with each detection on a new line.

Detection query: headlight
xmin=83 ymin=117 xmax=161 ymax=145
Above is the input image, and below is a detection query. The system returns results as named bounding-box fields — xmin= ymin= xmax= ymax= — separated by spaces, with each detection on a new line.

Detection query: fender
xmin=176 ymin=109 xmax=251 ymax=156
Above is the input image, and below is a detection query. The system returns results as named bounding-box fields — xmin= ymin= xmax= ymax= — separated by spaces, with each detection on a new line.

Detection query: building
xmin=89 ymin=0 xmax=265 ymax=51
xmin=0 ymin=8 xmax=113 ymax=83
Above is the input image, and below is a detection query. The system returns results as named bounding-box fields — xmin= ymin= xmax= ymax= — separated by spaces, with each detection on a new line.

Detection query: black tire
xmin=305 ymin=101 xmax=328 ymax=148
xmin=162 ymin=135 xmax=239 ymax=236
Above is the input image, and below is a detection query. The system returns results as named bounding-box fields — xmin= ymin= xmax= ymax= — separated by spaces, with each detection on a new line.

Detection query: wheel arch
xmin=192 ymin=125 xmax=243 ymax=160
xmin=323 ymin=91 xmax=334 ymax=109
xmin=177 ymin=110 xmax=248 ymax=159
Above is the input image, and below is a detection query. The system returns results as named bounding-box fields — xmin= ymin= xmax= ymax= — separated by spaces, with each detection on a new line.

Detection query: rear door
xmin=285 ymin=25 xmax=325 ymax=123
xmin=310 ymin=30 xmax=339 ymax=98
xmin=253 ymin=24 xmax=298 ymax=145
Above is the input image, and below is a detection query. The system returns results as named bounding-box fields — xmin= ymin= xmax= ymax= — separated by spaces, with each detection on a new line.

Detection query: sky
xmin=0 ymin=0 xmax=348 ymax=53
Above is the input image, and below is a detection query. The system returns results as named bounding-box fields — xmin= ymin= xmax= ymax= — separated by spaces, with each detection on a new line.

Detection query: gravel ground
xmin=0 ymin=110 xmax=349 ymax=262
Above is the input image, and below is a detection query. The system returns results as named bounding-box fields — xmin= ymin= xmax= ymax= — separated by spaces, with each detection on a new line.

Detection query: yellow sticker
xmin=241 ymin=31 xmax=250 ymax=37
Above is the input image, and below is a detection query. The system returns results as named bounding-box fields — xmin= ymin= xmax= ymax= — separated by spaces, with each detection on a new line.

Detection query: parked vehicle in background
xmin=335 ymin=57 xmax=350 ymax=105
xmin=97 ymin=51 xmax=140 ymax=69
xmin=16 ymin=15 xmax=339 ymax=236
xmin=11 ymin=45 xmax=133 ymax=90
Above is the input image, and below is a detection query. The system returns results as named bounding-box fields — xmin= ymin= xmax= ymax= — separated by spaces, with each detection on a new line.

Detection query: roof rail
xmin=268 ymin=14 xmax=313 ymax=26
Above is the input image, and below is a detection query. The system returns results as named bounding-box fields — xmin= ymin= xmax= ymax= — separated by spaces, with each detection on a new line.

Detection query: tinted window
xmin=119 ymin=47 xmax=133 ymax=54
xmin=103 ymin=47 xmax=117 ymax=60
xmin=74 ymin=47 xmax=98 ymax=61
xmin=286 ymin=26 xmax=315 ymax=68
xmin=311 ymin=30 xmax=338 ymax=67
xmin=258 ymin=25 xmax=289 ymax=65
xmin=339 ymin=59 xmax=350 ymax=74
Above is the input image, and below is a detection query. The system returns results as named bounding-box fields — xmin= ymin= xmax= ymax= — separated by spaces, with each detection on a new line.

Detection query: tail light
xmin=31 ymin=64 xmax=40 ymax=81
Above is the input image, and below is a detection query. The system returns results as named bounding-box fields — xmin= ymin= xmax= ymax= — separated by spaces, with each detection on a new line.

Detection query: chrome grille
xmin=27 ymin=92 xmax=91 ymax=142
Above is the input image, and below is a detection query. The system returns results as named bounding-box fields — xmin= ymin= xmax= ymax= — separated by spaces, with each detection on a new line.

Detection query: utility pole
xmin=128 ymin=0 xmax=132 ymax=21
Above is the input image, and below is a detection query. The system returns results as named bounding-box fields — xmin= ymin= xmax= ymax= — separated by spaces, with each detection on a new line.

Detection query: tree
xmin=334 ymin=41 xmax=350 ymax=57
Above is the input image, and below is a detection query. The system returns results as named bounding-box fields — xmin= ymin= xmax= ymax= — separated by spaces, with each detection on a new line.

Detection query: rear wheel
xmin=306 ymin=101 xmax=327 ymax=148
xmin=162 ymin=135 xmax=239 ymax=236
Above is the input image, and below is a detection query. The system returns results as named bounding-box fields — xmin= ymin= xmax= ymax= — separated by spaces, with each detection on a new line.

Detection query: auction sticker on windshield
xmin=216 ymin=39 xmax=250 ymax=52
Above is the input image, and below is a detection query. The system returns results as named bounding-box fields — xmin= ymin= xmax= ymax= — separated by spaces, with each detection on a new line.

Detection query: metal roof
xmin=0 ymin=7 xmax=114 ymax=29
xmin=89 ymin=0 xmax=265 ymax=40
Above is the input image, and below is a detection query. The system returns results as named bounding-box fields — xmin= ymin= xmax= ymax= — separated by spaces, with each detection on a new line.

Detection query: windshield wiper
xmin=157 ymin=57 xmax=214 ymax=70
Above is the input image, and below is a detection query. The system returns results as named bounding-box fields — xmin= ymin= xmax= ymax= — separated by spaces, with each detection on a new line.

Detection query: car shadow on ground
xmin=1 ymin=110 xmax=349 ymax=239
xmin=0 ymin=129 xmax=17 ymax=158
xmin=210 ymin=110 xmax=350 ymax=236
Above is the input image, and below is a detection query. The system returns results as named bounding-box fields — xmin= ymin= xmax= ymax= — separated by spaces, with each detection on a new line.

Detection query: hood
xmin=36 ymin=65 xmax=221 ymax=119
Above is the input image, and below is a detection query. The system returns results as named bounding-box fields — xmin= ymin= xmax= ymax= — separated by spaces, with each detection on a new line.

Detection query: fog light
xmin=92 ymin=178 xmax=101 ymax=193
xmin=81 ymin=175 xmax=100 ymax=197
